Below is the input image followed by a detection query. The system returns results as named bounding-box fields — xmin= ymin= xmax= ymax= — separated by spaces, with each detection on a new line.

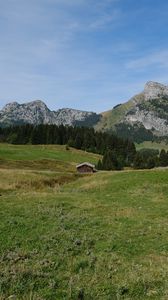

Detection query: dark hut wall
xmin=77 ymin=165 xmax=93 ymax=173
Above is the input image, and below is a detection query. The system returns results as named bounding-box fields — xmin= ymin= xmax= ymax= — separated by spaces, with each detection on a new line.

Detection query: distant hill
xmin=0 ymin=100 xmax=100 ymax=127
xmin=95 ymin=81 xmax=168 ymax=142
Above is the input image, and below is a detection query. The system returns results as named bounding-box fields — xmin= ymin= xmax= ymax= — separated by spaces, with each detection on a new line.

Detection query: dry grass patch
xmin=0 ymin=168 xmax=79 ymax=192
xmin=114 ymin=207 xmax=138 ymax=218
xmin=79 ymin=179 xmax=108 ymax=191
xmin=151 ymin=195 xmax=165 ymax=203
xmin=143 ymin=254 xmax=168 ymax=266
xmin=0 ymin=158 xmax=75 ymax=172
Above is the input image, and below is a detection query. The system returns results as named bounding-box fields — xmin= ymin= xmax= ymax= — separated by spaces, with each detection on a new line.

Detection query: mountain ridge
xmin=0 ymin=100 xmax=101 ymax=128
xmin=0 ymin=81 xmax=168 ymax=142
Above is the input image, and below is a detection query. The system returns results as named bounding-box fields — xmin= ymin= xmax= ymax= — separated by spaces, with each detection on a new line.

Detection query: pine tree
xmin=97 ymin=159 xmax=103 ymax=170
xmin=102 ymin=150 xmax=123 ymax=170
xmin=133 ymin=152 xmax=145 ymax=169
xmin=147 ymin=157 xmax=156 ymax=169
xmin=74 ymin=134 xmax=83 ymax=149
xmin=102 ymin=150 xmax=113 ymax=170
xmin=159 ymin=149 xmax=168 ymax=166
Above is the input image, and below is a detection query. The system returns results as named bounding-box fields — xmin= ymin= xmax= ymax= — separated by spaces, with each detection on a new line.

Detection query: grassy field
xmin=136 ymin=141 xmax=168 ymax=151
xmin=0 ymin=144 xmax=101 ymax=172
xmin=0 ymin=144 xmax=168 ymax=299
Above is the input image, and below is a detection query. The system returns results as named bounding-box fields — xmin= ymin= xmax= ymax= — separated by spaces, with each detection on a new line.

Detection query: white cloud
xmin=126 ymin=50 xmax=168 ymax=70
xmin=87 ymin=10 xmax=121 ymax=30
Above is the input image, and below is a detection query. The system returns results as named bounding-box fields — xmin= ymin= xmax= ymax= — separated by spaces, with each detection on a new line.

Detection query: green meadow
xmin=0 ymin=144 xmax=168 ymax=299
xmin=136 ymin=141 xmax=168 ymax=152
xmin=0 ymin=144 xmax=101 ymax=172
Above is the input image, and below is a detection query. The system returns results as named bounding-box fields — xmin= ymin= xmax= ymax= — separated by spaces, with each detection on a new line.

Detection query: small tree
xmin=67 ymin=138 xmax=75 ymax=148
xmin=97 ymin=159 xmax=103 ymax=170
xmin=74 ymin=134 xmax=83 ymax=149
xmin=159 ymin=149 xmax=168 ymax=166
xmin=101 ymin=150 xmax=123 ymax=171
xmin=147 ymin=157 xmax=156 ymax=169
xmin=133 ymin=152 xmax=145 ymax=169
xmin=102 ymin=150 xmax=114 ymax=170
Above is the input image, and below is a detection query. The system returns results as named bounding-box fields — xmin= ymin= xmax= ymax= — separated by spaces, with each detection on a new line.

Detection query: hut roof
xmin=76 ymin=162 xmax=95 ymax=169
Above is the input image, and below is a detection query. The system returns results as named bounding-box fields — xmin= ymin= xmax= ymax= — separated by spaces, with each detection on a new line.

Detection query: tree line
xmin=0 ymin=124 xmax=168 ymax=170
xmin=133 ymin=148 xmax=168 ymax=169
xmin=0 ymin=124 xmax=136 ymax=168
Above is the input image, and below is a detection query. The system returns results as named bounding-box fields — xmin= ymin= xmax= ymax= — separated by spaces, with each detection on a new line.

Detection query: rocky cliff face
xmin=144 ymin=81 xmax=168 ymax=101
xmin=0 ymin=100 xmax=100 ymax=127
xmin=125 ymin=82 xmax=168 ymax=136
xmin=95 ymin=81 xmax=168 ymax=141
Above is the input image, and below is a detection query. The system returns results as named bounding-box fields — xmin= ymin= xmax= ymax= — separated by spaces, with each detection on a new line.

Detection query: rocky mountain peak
xmin=144 ymin=81 xmax=168 ymax=100
xmin=95 ymin=80 xmax=168 ymax=140
xmin=0 ymin=100 xmax=100 ymax=127
xmin=22 ymin=100 xmax=50 ymax=113
xmin=24 ymin=100 xmax=48 ymax=107
xmin=3 ymin=101 xmax=19 ymax=112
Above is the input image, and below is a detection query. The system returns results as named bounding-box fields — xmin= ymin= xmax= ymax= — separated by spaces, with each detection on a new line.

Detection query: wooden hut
xmin=76 ymin=162 xmax=96 ymax=173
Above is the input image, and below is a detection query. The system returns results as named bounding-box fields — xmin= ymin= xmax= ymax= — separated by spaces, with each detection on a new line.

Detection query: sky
xmin=1 ymin=0 xmax=168 ymax=112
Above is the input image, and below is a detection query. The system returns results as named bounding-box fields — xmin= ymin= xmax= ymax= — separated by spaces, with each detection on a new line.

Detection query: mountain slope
xmin=0 ymin=100 xmax=101 ymax=127
xmin=95 ymin=81 xmax=168 ymax=141
xmin=0 ymin=81 xmax=168 ymax=142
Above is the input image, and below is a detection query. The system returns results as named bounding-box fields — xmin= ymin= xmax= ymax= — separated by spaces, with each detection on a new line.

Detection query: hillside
xmin=0 ymin=143 xmax=101 ymax=171
xmin=136 ymin=141 xmax=168 ymax=151
xmin=0 ymin=148 xmax=168 ymax=298
xmin=95 ymin=81 xmax=168 ymax=142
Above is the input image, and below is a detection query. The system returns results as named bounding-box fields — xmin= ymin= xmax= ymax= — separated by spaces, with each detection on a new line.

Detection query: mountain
xmin=0 ymin=81 xmax=168 ymax=142
xmin=0 ymin=100 xmax=100 ymax=127
xmin=95 ymin=81 xmax=168 ymax=142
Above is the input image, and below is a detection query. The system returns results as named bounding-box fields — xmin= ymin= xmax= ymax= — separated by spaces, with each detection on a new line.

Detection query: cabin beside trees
xmin=76 ymin=162 xmax=96 ymax=173
xmin=0 ymin=124 xmax=168 ymax=170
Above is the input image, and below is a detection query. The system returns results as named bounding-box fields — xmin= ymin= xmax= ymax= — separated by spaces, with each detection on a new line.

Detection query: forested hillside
xmin=0 ymin=124 xmax=136 ymax=168
xmin=1 ymin=124 xmax=168 ymax=170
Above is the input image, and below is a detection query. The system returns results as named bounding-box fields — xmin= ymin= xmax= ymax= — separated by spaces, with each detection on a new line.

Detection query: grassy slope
xmin=95 ymin=94 xmax=144 ymax=132
xmin=136 ymin=141 xmax=168 ymax=151
xmin=0 ymin=144 xmax=101 ymax=171
xmin=0 ymin=144 xmax=168 ymax=299
xmin=95 ymin=100 xmax=133 ymax=132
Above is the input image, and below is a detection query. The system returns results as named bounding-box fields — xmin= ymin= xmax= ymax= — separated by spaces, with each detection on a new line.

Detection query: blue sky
xmin=0 ymin=0 xmax=168 ymax=112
